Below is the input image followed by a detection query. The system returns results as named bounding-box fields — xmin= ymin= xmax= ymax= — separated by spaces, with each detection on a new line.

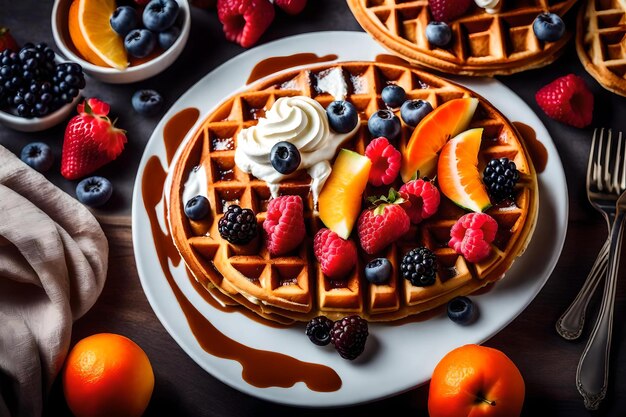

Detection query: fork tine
xmin=611 ymin=130 xmax=622 ymax=193
xmin=588 ymin=128 xmax=600 ymax=191
xmin=619 ymin=131 xmax=626 ymax=192
xmin=602 ymin=129 xmax=612 ymax=193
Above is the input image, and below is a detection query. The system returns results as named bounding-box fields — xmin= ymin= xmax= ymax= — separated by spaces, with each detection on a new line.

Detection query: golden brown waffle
xmin=577 ymin=0 xmax=626 ymax=97
xmin=347 ymin=0 xmax=577 ymax=76
xmin=168 ymin=62 xmax=538 ymax=322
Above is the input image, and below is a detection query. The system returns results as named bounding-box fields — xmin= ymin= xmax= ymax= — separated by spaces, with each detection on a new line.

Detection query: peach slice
xmin=400 ymin=97 xmax=478 ymax=182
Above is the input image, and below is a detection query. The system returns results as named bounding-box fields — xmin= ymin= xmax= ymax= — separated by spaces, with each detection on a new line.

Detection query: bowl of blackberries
xmin=0 ymin=42 xmax=85 ymax=132
xmin=51 ymin=0 xmax=190 ymax=84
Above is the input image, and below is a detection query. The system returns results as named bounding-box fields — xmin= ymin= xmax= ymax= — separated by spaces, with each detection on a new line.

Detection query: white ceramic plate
xmin=131 ymin=32 xmax=568 ymax=407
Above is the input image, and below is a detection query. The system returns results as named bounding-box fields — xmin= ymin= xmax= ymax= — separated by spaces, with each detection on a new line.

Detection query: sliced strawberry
xmin=217 ymin=0 xmax=275 ymax=48
xmin=535 ymin=74 xmax=594 ymax=128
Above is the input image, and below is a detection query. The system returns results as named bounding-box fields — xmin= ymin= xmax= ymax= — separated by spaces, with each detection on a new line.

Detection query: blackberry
xmin=483 ymin=157 xmax=519 ymax=202
xmin=401 ymin=247 xmax=437 ymax=286
xmin=52 ymin=63 xmax=85 ymax=105
xmin=218 ymin=205 xmax=257 ymax=244
xmin=330 ymin=315 xmax=368 ymax=360
xmin=13 ymin=80 xmax=54 ymax=118
xmin=0 ymin=50 xmax=23 ymax=103
xmin=305 ymin=316 xmax=334 ymax=346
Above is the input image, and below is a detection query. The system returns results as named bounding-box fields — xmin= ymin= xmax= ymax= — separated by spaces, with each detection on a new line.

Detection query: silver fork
xmin=575 ymin=128 xmax=626 ymax=410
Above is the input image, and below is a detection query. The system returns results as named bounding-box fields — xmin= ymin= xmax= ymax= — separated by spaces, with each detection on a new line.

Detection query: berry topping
xmin=535 ymin=74 xmax=593 ymax=128
xmin=428 ymin=0 xmax=473 ymax=22
xmin=400 ymin=99 xmax=433 ymax=127
xmin=313 ymin=228 xmax=358 ymax=279
xmin=275 ymin=0 xmax=307 ymax=15
xmin=381 ymin=84 xmax=406 ymax=108
xmin=483 ymin=157 xmax=519 ymax=202
xmin=124 ymin=29 xmax=156 ymax=59
xmin=325 ymin=100 xmax=358 ymax=133
xmin=401 ymin=247 xmax=437 ymax=286
xmin=217 ymin=0 xmax=275 ymax=48
xmin=447 ymin=296 xmax=477 ymax=325
xmin=61 ymin=98 xmax=127 ymax=180
xmin=218 ymin=205 xmax=258 ymax=245
xmin=426 ymin=21 xmax=452 ymax=48
xmin=368 ymin=109 xmax=401 ymax=142
xmin=142 ymin=0 xmax=180 ymax=32
xmin=330 ymin=315 xmax=369 ymax=360
xmin=0 ymin=27 xmax=19 ymax=53
xmin=364 ymin=258 xmax=392 ymax=285
xmin=158 ymin=26 xmax=181 ymax=50
xmin=364 ymin=137 xmax=401 ymax=187
xmin=184 ymin=195 xmax=210 ymax=220
xmin=263 ymin=195 xmax=306 ymax=255
xmin=399 ymin=177 xmax=440 ymax=224
xmin=357 ymin=189 xmax=410 ymax=255
xmin=305 ymin=316 xmax=334 ymax=346
xmin=449 ymin=212 xmax=498 ymax=263
xmin=132 ymin=89 xmax=164 ymax=116
xmin=53 ymin=63 xmax=86 ymax=106
xmin=75 ymin=176 xmax=113 ymax=208
xmin=110 ymin=6 xmax=140 ymax=37
xmin=532 ymin=13 xmax=565 ymax=43
xmin=270 ymin=141 xmax=301 ymax=175
xmin=20 ymin=142 xmax=54 ymax=172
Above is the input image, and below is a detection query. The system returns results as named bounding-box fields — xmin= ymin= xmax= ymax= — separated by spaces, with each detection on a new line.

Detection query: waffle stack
xmin=577 ymin=0 xmax=626 ymax=97
xmin=168 ymin=62 xmax=539 ymax=323
xmin=347 ymin=0 xmax=577 ymax=76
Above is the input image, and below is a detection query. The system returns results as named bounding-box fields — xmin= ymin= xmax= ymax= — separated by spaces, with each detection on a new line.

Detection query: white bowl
xmin=0 ymin=93 xmax=80 ymax=132
xmin=51 ymin=0 xmax=190 ymax=84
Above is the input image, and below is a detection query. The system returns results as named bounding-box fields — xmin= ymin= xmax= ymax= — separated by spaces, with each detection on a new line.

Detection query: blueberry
xmin=270 ymin=141 xmax=301 ymax=175
xmin=143 ymin=0 xmax=180 ymax=32
xmin=364 ymin=258 xmax=392 ymax=284
xmin=533 ymin=13 xmax=565 ymax=42
xmin=76 ymin=176 xmax=113 ymax=208
xmin=447 ymin=296 xmax=477 ymax=325
xmin=368 ymin=109 xmax=401 ymax=141
xmin=124 ymin=29 xmax=156 ymax=59
xmin=326 ymin=100 xmax=358 ymax=133
xmin=400 ymin=99 xmax=433 ymax=127
xmin=158 ymin=25 xmax=181 ymax=50
xmin=381 ymin=85 xmax=406 ymax=108
xmin=426 ymin=21 xmax=452 ymax=48
xmin=184 ymin=195 xmax=210 ymax=220
xmin=132 ymin=89 xmax=163 ymax=116
xmin=20 ymin=142 xmax=53 ymax=172
xmin=110 ymin=6 xmax=139 ymax=37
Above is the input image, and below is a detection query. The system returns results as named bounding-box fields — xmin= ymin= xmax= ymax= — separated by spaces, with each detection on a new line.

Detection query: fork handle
xmin=556 ymin=239 xmax=610 ymax=340
xmin=576 ymin=211 xmax=626 ymax=410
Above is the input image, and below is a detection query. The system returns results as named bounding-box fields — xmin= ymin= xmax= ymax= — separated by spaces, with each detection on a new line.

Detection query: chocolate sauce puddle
xmin=513 ymin=121 xmax=548 ymax=174
xmin=247 ymin=53 xmax=338 ymax=84
xmin=142 ymin=108 xmax=341 ymax=392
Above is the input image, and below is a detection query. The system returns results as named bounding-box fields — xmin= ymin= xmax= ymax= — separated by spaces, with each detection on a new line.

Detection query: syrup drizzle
xmin=513 ymin=121 xmax=548 ymax=174
xmin=247 ymin=53 xmax=339 ymax=84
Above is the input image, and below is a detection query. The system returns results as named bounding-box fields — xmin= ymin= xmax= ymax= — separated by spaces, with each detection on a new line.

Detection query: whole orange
xmin=62 ymin=333 xmax=155 ymax=417
xmin=428 ymin=344 xmax=525 ymax=417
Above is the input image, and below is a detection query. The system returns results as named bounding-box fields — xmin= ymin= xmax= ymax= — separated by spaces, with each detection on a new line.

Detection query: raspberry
xmin=449 ymin=213 xmax=498 ymax=263
xmin=217 ymin=0 xmax=275 ymax=48
xmin=365 ymin=137 xmax=401 ymax=187
xmin=358 ymin=189 xmax=410 ymax=254
xmin=428 ymin=0 xmax=473 ymax=22
xmin=313 ymin=228 xmax=357 ymax=279
xmin=483 ymin=158 xmax=520 ymax=202
xmin=218 ymin=205 xmax=258 ymax=244
xmin=399 ymin=178 xmax=440 ymax=224
xmin=263 ymin=195 xmax=306 ymax=255
xmin=400 ymin=247 xmax=437 ymax=286
xmin=305 ymin=316 xmax=334 ymax=346
xmin=535 ymin=74 xmax=594 ymax=128
xmin=330 ymin=315 xmax=369 ymax=360
xmin=274 ymin=0 xmax=307 ymax=15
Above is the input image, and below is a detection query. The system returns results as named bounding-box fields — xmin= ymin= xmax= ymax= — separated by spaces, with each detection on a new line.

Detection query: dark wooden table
xmin=3 ymin=1 xmax=626 ymax=416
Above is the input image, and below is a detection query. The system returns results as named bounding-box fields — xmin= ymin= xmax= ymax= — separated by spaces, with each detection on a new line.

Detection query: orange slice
xmin=400 ymin=97 xmax=478 ymax=182
xmin=437 ymin=128 xmax=491 ymax=213
xmin=318 ymin=149 xmax=372 ymax=239
xmin=68 ymin=0 xmax=128 ymax=69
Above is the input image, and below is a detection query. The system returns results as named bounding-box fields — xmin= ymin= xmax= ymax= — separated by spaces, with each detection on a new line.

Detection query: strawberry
xmin=0 ymin=27 xmax=18 ymax=52
xmin=263 ymin=195 xmax=306 ymax=255
xmin=217 ymin=0 xmax=275 ymax=48
xmin=449 ymin=212 xmax=498 ymax=263
xmin=399 ymin=177 xmax=440 ymax=224
xmin=535 ymin=74 xmax=594 ymax=128
xmin=365 ymin=137 xmax=401 ymax=187
xmin=61 ymin=98 xmax=127 ymax=180
xmin=275 ymin=0 xmax=307 ymax=15
xmin=428 ymin=0 xmax=473 ymax=22
xmin=357 ymin=189 xmax=411 ymax=254
xmin=314 ymin=228 xmax=357 ymax=279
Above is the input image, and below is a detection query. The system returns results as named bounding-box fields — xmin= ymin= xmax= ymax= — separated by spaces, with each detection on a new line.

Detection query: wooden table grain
xmin=3 ymin=1 xmax=626 ymax=416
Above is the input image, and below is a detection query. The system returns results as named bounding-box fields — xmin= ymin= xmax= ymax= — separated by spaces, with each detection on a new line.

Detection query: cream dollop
xmin=234 ymin=95 xmax=359 ymax=203
xmin=474 ymin=0 xmax=501 ymax=13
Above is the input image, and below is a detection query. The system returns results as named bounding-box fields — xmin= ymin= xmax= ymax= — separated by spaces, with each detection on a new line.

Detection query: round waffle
xmin=576 ymin=0 xmax=626 ymax=97
xmin=347 ymin=0 xmax=577 ymax=76
xmin=168 ymin=62 xmax=538 ymax=322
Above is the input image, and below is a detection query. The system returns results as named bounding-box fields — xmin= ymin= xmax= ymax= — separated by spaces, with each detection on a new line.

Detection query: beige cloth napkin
xmin=0 ymin=145 xmax=108 ymax=417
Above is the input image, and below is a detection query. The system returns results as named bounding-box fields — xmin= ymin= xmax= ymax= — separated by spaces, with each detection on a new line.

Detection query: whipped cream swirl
xmin=234 ymin=95 xmax=359 ymax=203
xmin=474 ymin=0 xmax=501 ymax=13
